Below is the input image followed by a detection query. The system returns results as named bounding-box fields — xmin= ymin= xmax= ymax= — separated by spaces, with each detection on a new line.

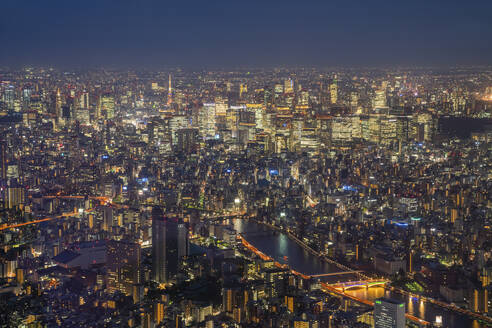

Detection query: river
xmin=231 ymin=219 xmax=485 ymax=328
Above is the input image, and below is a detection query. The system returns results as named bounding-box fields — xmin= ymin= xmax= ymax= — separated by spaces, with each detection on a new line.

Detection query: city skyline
xmin=1 ymin=1 xmax=492 ymax=328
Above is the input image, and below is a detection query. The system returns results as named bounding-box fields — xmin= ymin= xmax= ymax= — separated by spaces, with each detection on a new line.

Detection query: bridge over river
xmin=232 ymin=218 xmax=490 ymax=328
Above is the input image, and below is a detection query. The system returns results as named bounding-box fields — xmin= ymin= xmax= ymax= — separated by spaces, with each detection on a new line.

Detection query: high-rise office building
xmin=100 ymin=95 xmax=115 ymax=120
xmin=176 ymin=128 xmax=199 ymax=153
xmin=4 ymin=184 xmax=25 ymax=209
xmin=3 ymin=86 xmax=15 ymax=111
xmin=239 ymin=83 xmax=247 ymax=98
xmin=177 ymin=218 xmax=189 ymax=260
xmin=374 ymin=297 xmax=405 ymax=328
xmin=167 ymin=74 xmax=173 ymax=106
xmin=284 ymin=79 xmax=294 ymax=94
xmin=61 ymin=104 xmax=71 ymax=120
xmin=199 ymin=103 xmax=216 ymax=138
xmin=107 ymin=239 xmax=141 ymax=296
xmin=3 ymin=85 xmax=15 ymax=111
xmin=152 ymin=207 xmax=188 ymax=283
xmin=215 ymin=96 xmax=228 ymax=116
xmin=350 ymin=91 xmax=359 ymax=109
xmin=80 ymin=91 xmax=89 ymax=109
xmin=169 ymin=115 xmax=189 ymax=145
xmin=374 ymin=89 xmax=387 ymax=108
xmin=55 ymin=88 xmax=62 ymax=118
xmin=330 ymin=78 xmax=338 ymax=104
xmin=21 ymin=88 xmax=31 ymax=110
xmin=103 ymin=206 xmax=113 ymax=232
xmin=1 ymin=142 xmax=6 ymax=181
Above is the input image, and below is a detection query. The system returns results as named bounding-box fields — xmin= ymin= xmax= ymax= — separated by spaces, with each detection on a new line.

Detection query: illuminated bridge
xmin=310 ymin=271 xmax=363 ymax=278
xmin=320 ymin=282 xmax=430 ymax=327
xmin=240 ymin=227 xmax=492 ymax=326
xmin=204 ymin=210 xmax=248 ymax=220
xmin=327 ymin=279 xmax=389 ymax=291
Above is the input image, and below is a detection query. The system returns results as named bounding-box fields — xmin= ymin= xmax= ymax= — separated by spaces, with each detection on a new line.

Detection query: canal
xmin=231 ymin=219 xmax=485 ymax=328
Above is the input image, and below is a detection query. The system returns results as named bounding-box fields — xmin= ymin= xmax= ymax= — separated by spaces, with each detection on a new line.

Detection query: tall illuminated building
xmin=239 ymin=83 xmax=247 ymax=98
xmin=350 ymin=92 xmax=359 ymax=110
xmin=169 ymin=115 xmax=188 ymax=145
xmin=199 ymin=103 xmax=216 ymax=138
xmin=298 ymin=89 xmax=309 ymax=106
xmin=215 ymin=96 xmax=228 ymax=116
xmin=413 ymin=112 xmax=434 ymax=142
xmin=395 ymin=116 xmax=410 ymax=142
xmin=107 ymin=239 xmax=141 ymax=296
xmin=100 ymin=94 xmax=115 ymax=120
xmin=374 ymin=298 xmax=405 ymax=328
xmin=330 ymin=78 xmax=338 ymax=104
xmin=274 ymin=83 xmax=283 ymax=95
xmin=380 ymin=116 xmax=397 ymax=145
xmin=56 ymin=88 xmax=62 ymax=118
xmin=96 ymin=95 xmax=102 ymax=120
xmin=80 ymin=91 xmax=89 ymax=109
xmin=330 ymin=117 xmax=355 ymax=143
xmin=1 ymin=142 xmax=6 ymax=181
xmin=21 ymin=88 xmax=31 ymax=110
xmin=284 ymin=79 xmax=294 ymax=93
xmin=3 ymin=86 xmax=15 ymax=111
xmin=167 ymin=74 xmax=173 ymax=106
xmin=177 ymin=128 xmax=199 ymax=153
xmin=250 ymin=104 xmax=264 ymax=130
xmin=101 ymin=206 xmax=113 ymax=231
xmin=374 ymin=89 xmax=387 ymax=108
xmin=4 ymin=183 xmax=24 ymax=209
xmin=263 ymin=87 xmax=273 ymax=110
xmin=177 ymin=218 xmax=189 ymax=260
xmin=152 ymin=207 xmax=187 ymax=283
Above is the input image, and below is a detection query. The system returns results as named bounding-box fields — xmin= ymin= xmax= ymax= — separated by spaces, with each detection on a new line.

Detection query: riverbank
xmin=234 ymin=218 xmax=492 ymax=327
xmin=251 ymin=218 xmax=368 ymax=278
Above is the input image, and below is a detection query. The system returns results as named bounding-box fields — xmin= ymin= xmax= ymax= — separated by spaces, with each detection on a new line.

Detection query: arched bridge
xmin=327 ymin=279 xmax=389 ymax=291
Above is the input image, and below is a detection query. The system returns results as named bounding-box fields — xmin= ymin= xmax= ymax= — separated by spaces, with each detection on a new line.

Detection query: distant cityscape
xmin=0 ymin=66 xmax=492 ymax=328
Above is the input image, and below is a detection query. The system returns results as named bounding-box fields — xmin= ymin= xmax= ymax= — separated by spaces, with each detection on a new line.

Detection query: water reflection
xmin=344 ymin=286 xmax=385 ymax=301
xmin=232 ymin=219 xmax=340 ymax=275
xmin=419 ymin=299 xmax=425 ymax=322
xmin=232 ymin=219 xmax=483 ymax=327
xmin=408 ymin=296 xmax=414 ymax=315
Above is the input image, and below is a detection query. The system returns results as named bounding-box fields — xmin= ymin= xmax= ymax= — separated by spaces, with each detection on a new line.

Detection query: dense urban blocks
xmin=0 ymin=66 xmax=491 ymax=328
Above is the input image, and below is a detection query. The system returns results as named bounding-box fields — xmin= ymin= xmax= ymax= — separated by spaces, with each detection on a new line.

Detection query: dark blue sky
xmin=1 ymin=0 xmax=491 ymax=68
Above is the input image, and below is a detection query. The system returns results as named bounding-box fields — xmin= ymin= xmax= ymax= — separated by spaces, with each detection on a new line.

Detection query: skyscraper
xmin=21 ymin=88 xmax=31 ymax=110
xmin=152 ymin=206 xmax=188 ymax=283
xmin=177 ymin=128 xmax=199 ymax=153
xmin=239 ymin=83 xmax=247 ymax=98
xmin=177 ymin=218 xmax=189 ymax=260
xmin=284 ymin=79 xmax=294 ymax=93
xmin=55 ymin=88 xmax=62 ymax=118
xmin=1 ymin=142 xmax=6 ymax=181
xmin=107 ymin=239 xmax=141 ymax=296
xmin=100 ymin=94 xmax=115 ymax=120
xmin=374 ymin=89 xmax=387 ymax=108
xmin=374 ymin=298 xmax=405 ymax=328
xmin=167 ymin=74 xmax=173 ymax=106
xmin=4 ymin=86 xmax=15 ymax=111
xmin=4 ymin=183 xmax=25 ymax=209
xmin=330 ymin=78 xmax=338 ymax=104
xmin=80 ymin=91 xmax=89 ymax=109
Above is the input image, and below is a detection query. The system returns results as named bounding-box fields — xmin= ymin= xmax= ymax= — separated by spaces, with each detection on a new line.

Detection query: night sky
xmin=1 ymin=0 xmax=491 ymax=68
